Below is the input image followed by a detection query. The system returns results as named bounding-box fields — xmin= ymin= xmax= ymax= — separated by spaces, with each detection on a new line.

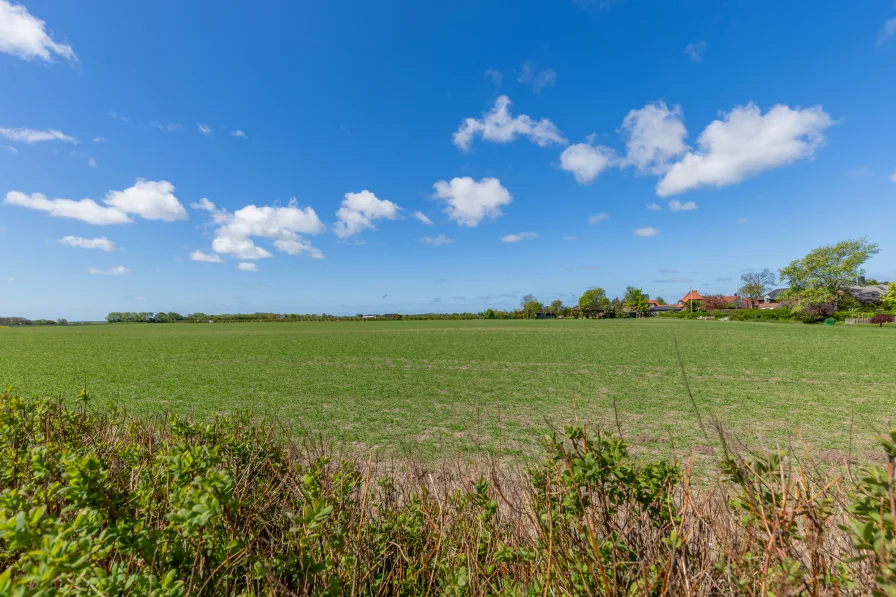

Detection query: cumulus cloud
xmin=412 ymin=211 xmax=433 ymax=225
xmin=195 ymin=197 xmax=324 ymax=261
xmin=0 ymin=127 xmax=76 ymax=144
xmin=500 ymin=232 xmax=538 ymax=243
xmin=423 ymin=234 xmax=453 ymax=246
xmin=587 ymin=212 xmax=609 ymax=224
xmin=619 ymin=101 xmax=688 ymax=175
xmin=5 ymin=191 xmax=133 ymax=224
xmin=634 ymin=227 xmax=659 ymax=237
xmin=432 ymin=177 xmax=512 ymax=227
xmin=657 ymin=103 xmax=833 ymax=196
xmin=668 ymin=199 xmax=698 ymax=211
xmin=189 ymin=249 xmax=223 ymax=263
xmin=197 ymin=123 xmax=212 ymax=136
xmin=333 ymin=190 xmax=401 ymax=238
xmin=452 ymin=95 xmax=566 ymax=151
xmin=88 ymin=266 xmax=130 ymax=276
xmin=237 ymin=262 xmax=259 ymax=272
xmin=646 ymin=202 xmax=662 ymax=211
xmin=684 ymin=41 xmax=706 ymax=62
xmin=103 ymin=179 xmax=187 ymax=222
xmin=59 ymin=236 xmax=115 ymax=251
xmin=6 ymin=179 xmax=186 ymax=225
xmin=559 ymin=140 xmax=615 ymax=184
xmin=0 ymin=0 xmax=76 ymax=62
xmin=517 ymin=62 xmax=557 ymax=94
xmin=877 ymin=18 xmax=896 ymax=46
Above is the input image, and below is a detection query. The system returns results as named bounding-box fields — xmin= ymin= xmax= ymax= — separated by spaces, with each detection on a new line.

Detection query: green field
xmin=1 ymin=319 xmax=893 ymax=463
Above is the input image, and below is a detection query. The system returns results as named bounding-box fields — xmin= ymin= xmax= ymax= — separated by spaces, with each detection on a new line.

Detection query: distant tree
xmin=167 ymin=312 xmax=184 ymax=321
xmin=578 ymin=288 xmax=609 ymax=312
xmin=702 ymin=294 xmax=733 ymax=312
xmin=780 ymin=238 xmax=880 ymax=307
xmin=883 ymin=284 xmax=896 ymax=312
xmin=523 ymin=299 xmax=544 ymax=319
xmin=483 ymin=308 xmax=497 ymax=319
xmin=739 ymin=268 xmax=777 ymax=306
xmin=871 ymin=313 xmax=894 ymax=327
xmin=623 ymin=287 xmax=650 ymax=316
xmin=559 ymin=306 xmax=572 ymax=318
xmin=549 ymin=299 xmax=564 ymax=314
xmin=654 ymin=296 xmax=667 ymax=305
xmin=56 ymin=318 xmax=68 ymax=325
xmin=153 ymin=312 xmax=169 ymax=323
xmin=520 ymin=294 xmax=536 ymax=309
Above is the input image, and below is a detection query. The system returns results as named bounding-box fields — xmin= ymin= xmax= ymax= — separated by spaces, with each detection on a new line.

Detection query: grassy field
xmin=1 ymin=319 xmax=893 ymax=464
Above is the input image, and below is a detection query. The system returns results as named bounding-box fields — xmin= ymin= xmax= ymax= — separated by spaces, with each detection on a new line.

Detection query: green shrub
xmin=0 ymin=387 xmax=893 ymax=595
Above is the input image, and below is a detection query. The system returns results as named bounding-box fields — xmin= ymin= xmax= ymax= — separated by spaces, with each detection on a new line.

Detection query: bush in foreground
xmin=1 ymin=387 xmax=894 ymax=595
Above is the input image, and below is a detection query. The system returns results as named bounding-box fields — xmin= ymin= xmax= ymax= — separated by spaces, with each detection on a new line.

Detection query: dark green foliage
xmin=1 ymin=388 xmax=895 ymax=595
xmin=794 ymin=303 xmax=836 ymax=324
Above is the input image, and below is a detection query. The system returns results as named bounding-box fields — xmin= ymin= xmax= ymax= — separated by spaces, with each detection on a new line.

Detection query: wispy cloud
xmin=877 ymin=17 xmax=896 ymax=46
xmin=634 ymin=227 xmax=659 ymax=237
xmin=60 ymin=236 xmax=115 ymax=251
xmin=484 ymin=69 xmax=502 ymax=93
xmin=88 ymin=157 xmax=97 ymax=168
xmin=646 ymin=202 xmax=662 ymax=211
xmin=412 ymin=211 xmax=433 ymax=225
xmin=88 ymin=265 xmax=130 ymax=276
xmin=237 ymin=262 xmax=259 ymax=272
xmin=517 ymin=62 xmax=557 ymax=95
xmin=151 ymin=122 xmax=182 ymax=133
xmin=668 ymin=199 xmax=698 ymax=211
xmin=0 ymin=127 xmax=76 ymax=144
xmin=587 ymin=212 xmax=609 ymax=224
xmin=736 ymin=217 xmax=748 ymax=224
xmin=654 ymin=276 xmax=691 ymax=284
xmin=422 ymin=234 xmax=453 ymax=247
xmin=563 ymin=235 xmax=578 ymax=242
xmin=231 ymin=129 xmax=248 ymax=139
xmin=4 ymin=145 xmax=17 ymax=154
xmin=189 ymin=250 xmax=223 ymax=263
xmin=92 ymin=137 xmax=106 ymax=143
xmin=197 ymin=123 xmax=212 ymax=136
xmin=684 ymin=41 xmax=706 ymax=62
xmin=500 ymin=232 xmax=538 ymax=243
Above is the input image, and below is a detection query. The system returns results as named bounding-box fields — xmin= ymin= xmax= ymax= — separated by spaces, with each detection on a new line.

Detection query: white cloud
xmin=231 ymin=129 xmax=247 ymax=139
xmin=563 ymin=235 xmax=578 ymax=242
xmin=92 ymin=137 xmax=106 ymax=143
xmin=668 ymin=199 xmax=698 ymax=211
xmin=877 ymin=18 xmax=896 ymax=46
xmin=333 ymin=190 xmax=401 ymax=238
xmin=890 ymin=170 xmax=896 ymax=183
xmin=646 ymin=202 xmax=662 ymax=211
xmin=237 ymin=262 xmax=259 ymax=272
xmin=88 ymin=157 xmax=97 ymax=168
xmin=0 ymin=127 xmax=76 ymax=144
xmin=5 ymin=179 xmax=186 ymax=225
xmin=452 ymin=95 xmax=566 ymax=151
xmin=197 ymin=123 xmax=212 ymax=136
xmin=4 ymin=145 xmax=17 ymax=153
xmin=634 ymin=227 xmax=659 ymax=237
xmin=103 ymin=179 xmax=187 ymax=221
xmin=684 ymin=41 xmax=706 ymax=62
xmin=432 ymin=177 xmax=512 ymax=227
xmin=484 ymin=69 xmax=502 ymax=92
xmin=559 ymin=140 xmax=615 ymax=184
xmin=517 ymin=62 xmax=557 ymax=94
xmin=88 ymin=265 xmax=130 ymax=276
xmin=197 ymin=198 xmax=324 ymax=261
xmin=736 ymin=217 xmax=748 ymax=224
xmin=59 ymin=236 xmax=115 ymax=251
xmin=500 ymin=232 xmax=538 ymax=243
xmin=0 ymin=0 xmax=76 ymax=62
xmin=151 ymin=122 xmax=182 ymax=133
xmin=273 ymin=238 xmax=323 ymax=259
xmin=189 ymin=249 xmax=223 ymax=263
xmin=619 ymin=101 xmax=688 ymax=174
xmin=5 ymin=191 xmax=133 ymax=225
xmin=587 ymin=212 xmax=609 ymax=224
xmin=657 ymin=103 xmax=833 ymax=196
xmin=412 ymin=211 xmax=433 ymax=225
xmin=423 ymin=234 xmax=453 ymax=246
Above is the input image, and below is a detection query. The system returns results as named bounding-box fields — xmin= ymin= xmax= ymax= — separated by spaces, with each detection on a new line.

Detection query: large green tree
xmin=522 ymin=299 xmax=544 ymax=319
xmin=623 ymin=287 xmax=650 ymax=316
xmin=883 ymin=284 xmax=896 ymax=312
xmin=578 ymin=288 xmax=609 ymax=312
xmin=779 ymin=238 xmax=880 ymax=306
xmin=548 ymin=299 xmax=564 ymax=314
xmin=738 ymin=268 xmax=776 ymax=305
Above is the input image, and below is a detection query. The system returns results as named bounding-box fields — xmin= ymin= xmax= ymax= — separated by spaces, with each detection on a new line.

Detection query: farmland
xmin=1 ymin=319 xmax=893 ymax=463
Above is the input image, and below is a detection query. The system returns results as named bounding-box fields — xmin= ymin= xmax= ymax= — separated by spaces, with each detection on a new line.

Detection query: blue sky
xmin=1 ymin=0 xmax=895 ymax=320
